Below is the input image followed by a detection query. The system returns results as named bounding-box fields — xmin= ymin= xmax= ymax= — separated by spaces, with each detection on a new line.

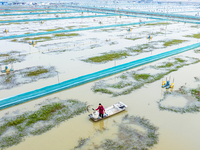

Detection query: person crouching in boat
xmin=96 ymin=103 xmax=105 ymax=118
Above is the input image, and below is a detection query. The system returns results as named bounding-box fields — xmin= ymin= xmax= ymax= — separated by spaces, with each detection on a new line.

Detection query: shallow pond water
xmin=1 ymin=7 xmax=200 ymax=150
xmin=160 ymin=95 xmax=188 ymax=108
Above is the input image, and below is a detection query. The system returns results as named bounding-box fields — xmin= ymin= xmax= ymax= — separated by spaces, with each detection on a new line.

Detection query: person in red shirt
xmin=96 ymin=103 xmax=105 ymax=118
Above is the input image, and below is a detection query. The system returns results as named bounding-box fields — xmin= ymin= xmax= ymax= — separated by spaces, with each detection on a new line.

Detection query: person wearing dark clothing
xmin=96 ymin=103 xmax=105 ymax=118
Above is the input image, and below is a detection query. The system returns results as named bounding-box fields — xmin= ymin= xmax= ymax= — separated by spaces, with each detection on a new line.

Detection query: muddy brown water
xmin=0 ymin=14 xmax=200 ymax=149
xmin=2 ymin=58 xmax=200 ymax=150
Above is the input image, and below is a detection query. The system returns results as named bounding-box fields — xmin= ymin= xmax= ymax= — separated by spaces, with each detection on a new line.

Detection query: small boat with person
xmin=88 ymin=102 xmax=127 ymax=122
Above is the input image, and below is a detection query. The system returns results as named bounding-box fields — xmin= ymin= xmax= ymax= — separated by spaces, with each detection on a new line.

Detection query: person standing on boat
xmin=96 ymin=103 xmax=105 ymax=118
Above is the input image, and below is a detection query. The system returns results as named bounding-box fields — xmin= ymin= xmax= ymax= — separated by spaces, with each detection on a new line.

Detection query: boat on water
xmin=88 ymin=102 xmax=127 ymax=122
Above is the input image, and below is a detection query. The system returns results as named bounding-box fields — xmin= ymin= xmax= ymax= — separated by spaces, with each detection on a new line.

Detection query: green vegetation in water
xmin=145 ymin=22 xmax=171 ymax=26
xmin=0 ymin=66 xmax=56 ymax=90
xmin=4 ymin=74 xmax=14 ymax=83
xmin=163 ymin=39 xmax=186 ymax=47
xmin=126 ymin=44 xmax=155 ymax=53
xmin=175 ymin=58 xmax=186 ymax=63
xmin=2 ymin=57 xmax=21 ymax=64
xmin=125 ymin=37 xmax=142 ymax=41
xmin=120 ymin=74 xmax=128 ymax=79
xmin=0 ymin=53 xmax=9 ymax=57
xmin=190 ymin=88 xmax=200 ymax=101
xmin=54 ymin=33 xmax=79 ymax=37
xmin=0 ymin=99 xmax=87 ymax=149
xmin=157 ymin=62 xmax=174 ymax=68
xmin=11 ymin=39 xmax=17 ymax=42
xmin=93 ymin=57 xmax=200 ymax=96
xmin=90 ymin=44 xmax=101 ymax=49
xmin=191 ymin=25 xmax=199 ymax=28
xmin=133 ymin=73 xmax=151 ymax=81
xmin=101 ymin=28 xmax=116 ymax=32
xmin=158 ymin=91 xmax=200 ymax=113
xmin=74 ymin=138 xmax=90 ymax=149
xmin=43 ymin=27 xmax=64 ymax=32
xmin=24 ymin=67 xmax=49 ymax=77
xmin=194 ymin=49 xmax=200 ymax=53
xmin=67 ymin=26 xmax=76 ymax=29
xmin=185 ymin=33 xmax=200 ymax=39
xmin=94 ymin=88 xmax=113 ymax=94
xmin=84 ymin=51 xmax=131 ymax=63
xmin=99 ymin=115 xmax=159 ymax=150
xmin=108 ymin=81 xmax=132 ymax=89
xmin=24 ymin=36 xmax=51 ymax=41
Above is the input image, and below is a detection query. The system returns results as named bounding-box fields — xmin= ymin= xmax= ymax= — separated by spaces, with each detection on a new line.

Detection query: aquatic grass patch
xmin=190 ymin=87 xmax=200 ymax=101
xmin=92 ymin=56 xmax=200 ymax=96
xmin=101 ymin=28 xmax=116 ymax=32
xmin=108 ymin=81 xmax=132 ymax=89
xmin=43 ymin=27 xmax=64 ymax=32
xmin=191 ymin=25 xmax=199 ymax=28
xmin=157 ymin=62 xmax=174 ymax=68
xmin=74 ymin=138 xmax=90 ymax=149
xmin=126 ymin=44 xmax=156 ymax=54
xmin=163 ymin=39 xmax=187 ymax=47
xmin=54 ymin=33 xmax=79 ymax=37
xmin=20 ymin=36 xmax=52 ymax=43
xmin=194 ymin=49 xmax=200 ymax=53
xmin=185 ymin=33 xmax=200 ymax=39
xmin=0 ymin=66 xmax=57 ymax=90
xmin=83 ymin=51 xmax=131 ymax=63
xmin=11 ymin=39 xmax=17 ymax=42
xmin=175 ymin=58 xmax=186 ymax=63
xmin=0 ymin=51 xmax=25 ymax=65
xmin=158 ymin=91 xmax=200 ymax=113
xmin=94 ymin=88 xmax=113 ymax=94
xmin=0 ymin=98 xmax=87 ymax=149
xmin=145 ymin=22 xmax=171 ymax=26
xmin=109 ymin=41 xmax=118 ymax=45
xmin=24 ymin=67 xmax=48 ymax=77
xmin=1 ymin=57 xmax=22 ymax=65
xmin=90 ymin=44 xmax=101 ymax=49
xmin=133 ymin=73 xmax=151 ymax=81
xmin=0 ymin=53 xmax=9 ymax=57
xmin=125 ymin=37 xmax=142 ymax=41
xmin=100 ymin=115 xmax=159 ymax=150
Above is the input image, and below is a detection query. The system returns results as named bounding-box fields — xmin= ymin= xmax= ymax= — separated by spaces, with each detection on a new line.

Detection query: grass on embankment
xmin=163 ymin=39 xmax=187 ymax=47
xmin=83 ymin=51 xmax=131 ymax=63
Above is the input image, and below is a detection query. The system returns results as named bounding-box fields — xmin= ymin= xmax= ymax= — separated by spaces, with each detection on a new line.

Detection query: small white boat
xmin=88 ymin=102 xmax=127 ymax=122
